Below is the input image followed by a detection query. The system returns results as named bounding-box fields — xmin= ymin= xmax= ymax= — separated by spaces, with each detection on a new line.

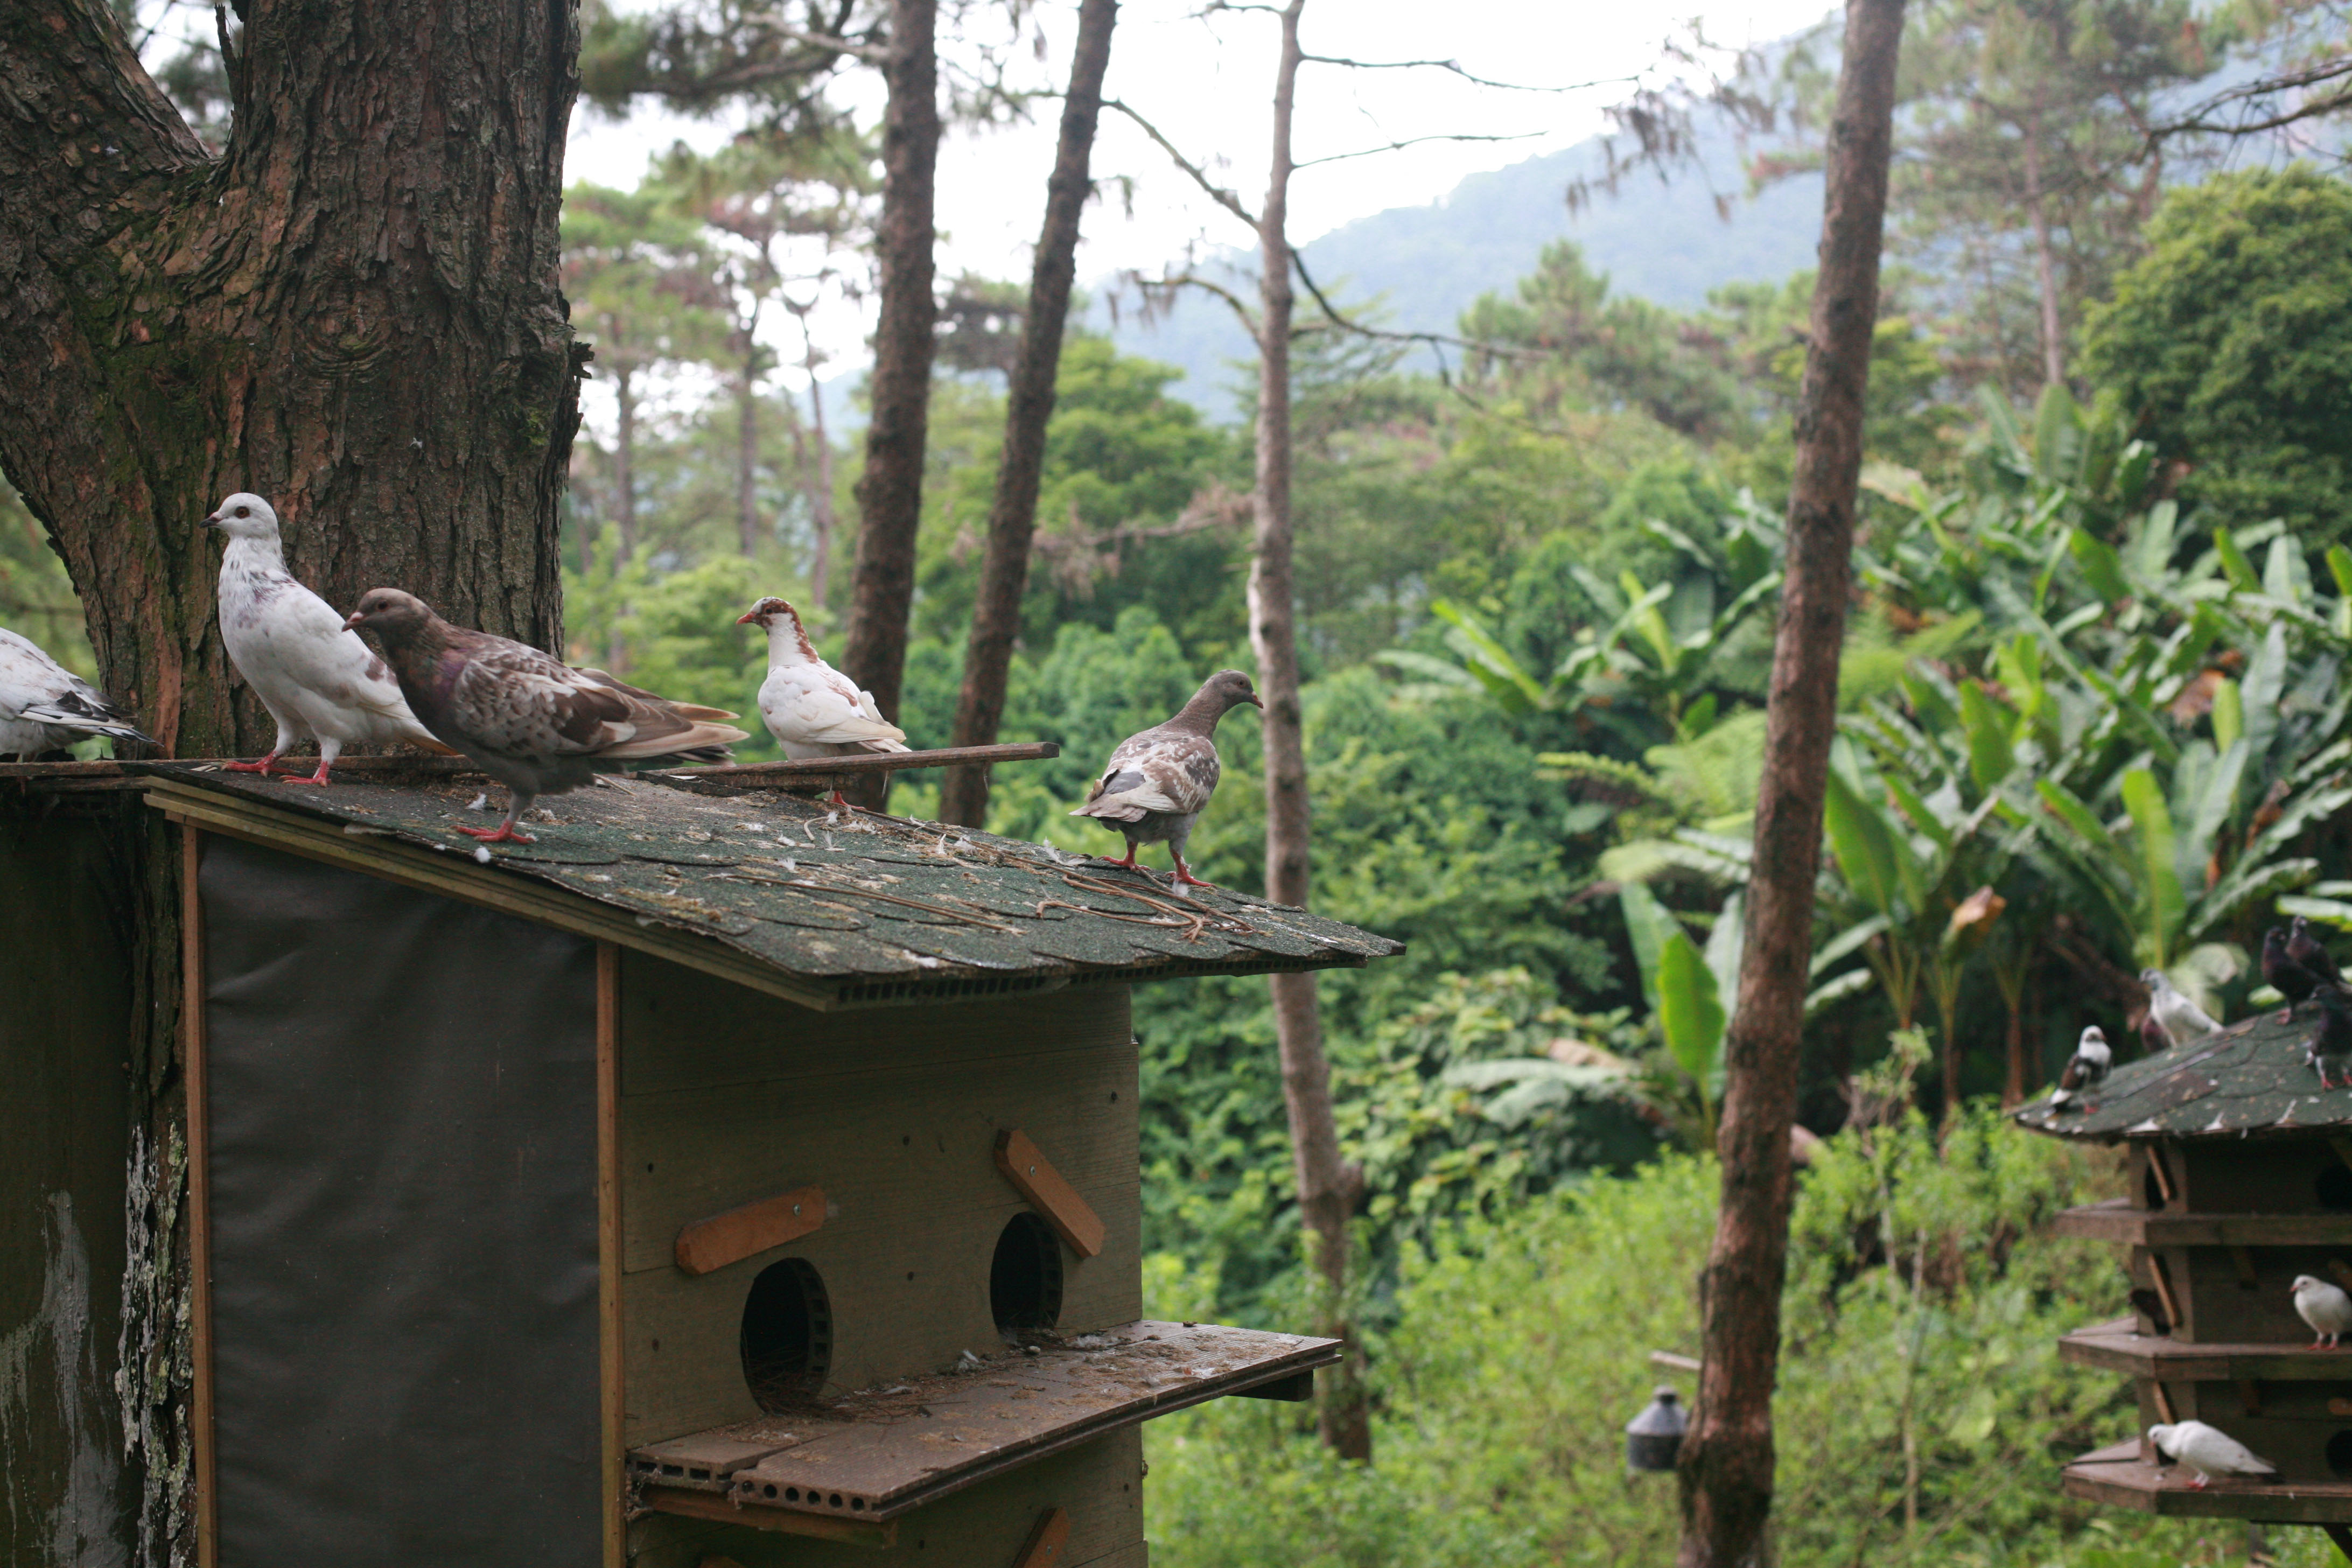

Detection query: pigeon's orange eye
xmin=234 ymin=507 xmax=249 ymax=517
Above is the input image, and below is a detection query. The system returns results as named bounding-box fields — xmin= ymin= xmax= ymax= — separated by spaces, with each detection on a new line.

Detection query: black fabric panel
xmin=201 ymin=836 xmax=600 ymax=1566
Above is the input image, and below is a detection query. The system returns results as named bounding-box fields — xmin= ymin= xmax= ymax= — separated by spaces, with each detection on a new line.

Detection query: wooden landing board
xmin=630 ymin=1321 xmax=1338 ymax=1524
xmin=2063 ymin=1317 xmax=2352 ymax=1382
xmin=2054 ymin=1200 xmax=2352 ymax=1247
xmin=2063 ymin=1439 xmax=2352 ymax=1522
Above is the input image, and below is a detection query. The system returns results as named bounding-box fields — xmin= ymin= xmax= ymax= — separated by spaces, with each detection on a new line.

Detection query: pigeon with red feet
xmin=345 ymin=588 xmax=746 ymax=844
xmin=206 ymin=494 xmax=451 ymax=783
xmin=737 ymin=597 xmax=906 ymax=805
xmin=0 ymin=628 xmax=153 ymax=759
xmin=1071 ymin=670 xmax=1261 ymax=889
xmin=2263 ymin=926 xmax=2325 ymax=1023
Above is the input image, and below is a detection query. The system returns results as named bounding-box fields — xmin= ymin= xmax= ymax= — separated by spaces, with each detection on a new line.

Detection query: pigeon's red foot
xmin=1172 ymin=870 xmax=1219 ymax=890
xmin=828 ymin=791 xmax=850 ymax=807
xmin=277 ymin=759 xmax=334 ymax=786
xmin=456 ymin=823 xmax=536 ymax=845
xmin=2188 ymin=1476 xmax=2211 ymax=1490
xmin=2281 ymin=1006 xmax=2298 ymax=1024
xmin=222 ymin=754 xmax=282 ymax=774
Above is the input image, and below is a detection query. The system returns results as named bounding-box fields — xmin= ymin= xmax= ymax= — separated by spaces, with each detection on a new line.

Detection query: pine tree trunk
xmin=614 ymin=366 xmax=640 ymax=567
xmin=1248 ymin=0 xmax=1369 ymax=1465
xmin=940 ymin=0 xmax=1119 ymax=828
xmin=808 ymin=380 xmax=838 ymax=611
xmin=841 ymin=0 xmax=941 ymax=802
xmin=2022 ymin=108 xmax=2066 ymax=390
xmin=1673 ymin=0 xmax=1904 ymax=1561
xmin=0 ymin=5 xmax=580 ymax=1559
xmin=739 ymin=331 xmax=764 ymax=558
xmin=0 ymin=0 xmax=579 ymax=760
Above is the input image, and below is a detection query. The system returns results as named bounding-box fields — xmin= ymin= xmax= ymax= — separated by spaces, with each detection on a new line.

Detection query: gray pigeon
xmin=0 ymin=627 xmax=153 ymax=758
xmin=1071 ymin=670 xmax=1261 ymax=888
xmin=2141 ymin=968 xmax=2222 ymax=1047
xmin=344 ymin=589 xmax=747 ymax=844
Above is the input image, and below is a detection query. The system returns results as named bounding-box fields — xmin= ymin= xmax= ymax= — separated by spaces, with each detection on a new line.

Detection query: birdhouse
xmin=1625 ymin=1387 xmax=1688 ymax=1473
xmin=2016 ymin=1005 xmax=2352 ymax=1544
xmin=0 ymin=751 xmax=1400 ymax=1567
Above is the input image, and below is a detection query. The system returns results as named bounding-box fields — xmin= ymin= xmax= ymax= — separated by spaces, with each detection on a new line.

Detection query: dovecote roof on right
xmin=2014 ymin=1009 xmax=2352 ymax=1145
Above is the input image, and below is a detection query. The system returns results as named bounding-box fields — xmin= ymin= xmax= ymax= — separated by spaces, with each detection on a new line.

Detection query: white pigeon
xmin=2048 ymin=1026 xmax=2112 ymax=1111
xmin=735 ymin=596 xmax=906 ymax=803
xmin=0 ymin=628 xmax=154 ymax=758
xmin=2292 ymin=1274 xmax=2352 ymax=1349
xmin=204 ymin=493 xmax=449 ymax=783
xmin=2141 ymin=968 xmax=2222 ymax=1047
xmin=2147 ymin=1420 xmax=2278 ymax=1488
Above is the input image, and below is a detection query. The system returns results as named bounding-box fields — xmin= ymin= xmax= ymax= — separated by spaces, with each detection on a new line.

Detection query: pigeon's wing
xmin=449 ymin=639 xmax=746 ymax=760
xmin=0 ymin=628 xmax=153 ymax=741
xmin=2187 ymin=1426 xmax=2277 ymax=1474
xmin=759 ymin=664 xmax=909 ymax=750
xmin=250 ymin=582 xmax=446 ymax=740
xmin=1072 ymin=729 xmax=1217 ymax=821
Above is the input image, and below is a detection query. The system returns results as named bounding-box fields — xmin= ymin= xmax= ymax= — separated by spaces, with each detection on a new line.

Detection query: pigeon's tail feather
xmin=595 ymin=722 xmax=751 ymax=760
xmin=855 ymin=736 xmax=912 ymax=754
xmin=20 ymin=702 xmax=156 ymax=746
xmin=408 ymin=736 xmax=464 ymax=757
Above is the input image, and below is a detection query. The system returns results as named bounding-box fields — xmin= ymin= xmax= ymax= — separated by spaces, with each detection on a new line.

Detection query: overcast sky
xmin=563 ymin=0 xmax=1834 ymax=414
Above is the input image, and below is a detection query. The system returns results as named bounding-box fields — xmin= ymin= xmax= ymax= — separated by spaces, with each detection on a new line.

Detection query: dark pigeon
xmin=2265 ymin=926 xmax=2325 ymax=1023
xmin=2292 ymin=915 xmax=2342 ymax=987
xmin=2310 ymin=985 xmax=2352 ymax=1091
xmin=345 ymin=588 xmax=747 ymax=844
xmin=1070 ymin=669 xmax=1262 ymax=888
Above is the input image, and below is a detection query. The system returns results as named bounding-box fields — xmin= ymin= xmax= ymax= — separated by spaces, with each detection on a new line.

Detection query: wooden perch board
xmin=673 ymin=1185 xmax=827 ymax=1276
xmin=996 ymin=1129 xmax=1105 ymax=1258
xmin=628 ymin=1321 xmax=1339 ymax=1524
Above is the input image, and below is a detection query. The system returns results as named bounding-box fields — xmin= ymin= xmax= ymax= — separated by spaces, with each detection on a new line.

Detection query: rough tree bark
xmin=0 ymin=3 xmax=582 ymax=1559
xmin=939 ymin=0 xmax=1119 ymax=828
xmin=1245 ymin=0 xmax=1368 ymax=1464
xmin=1673 ymin=0 xmax=1905 ymax=1562
xmin=0 ymin=0 xmax=580 ymax=759
xmin=840 ymin=0 xmax=941 ymax=805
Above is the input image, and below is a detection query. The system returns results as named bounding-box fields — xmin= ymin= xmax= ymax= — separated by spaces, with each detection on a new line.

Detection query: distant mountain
xmin=1095 ymin=130 xmax=1825 ymax=417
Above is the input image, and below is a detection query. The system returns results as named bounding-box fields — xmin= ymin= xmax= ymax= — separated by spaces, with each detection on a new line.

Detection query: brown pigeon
xmin=1070 ymin=670 xmax=1261 ymax=888
xmin=344 ymin=588 xmax=747 ymax=844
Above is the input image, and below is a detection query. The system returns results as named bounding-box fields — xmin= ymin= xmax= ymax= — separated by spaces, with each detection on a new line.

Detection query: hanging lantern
xmin=1625 ymin=1386 xmax=1688 ymax=1472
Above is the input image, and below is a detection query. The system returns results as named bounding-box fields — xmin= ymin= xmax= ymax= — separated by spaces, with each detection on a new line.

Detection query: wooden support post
xmin=184 ymin=825 xmax=219 ymax=1568
xmin=599 ymin=942 xmax=625 ymax=1568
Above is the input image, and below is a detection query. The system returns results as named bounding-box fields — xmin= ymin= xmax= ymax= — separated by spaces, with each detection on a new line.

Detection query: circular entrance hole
xmin=741 ymin=1258 xmax=832 ymax=1411
xmin=2317 ymin=1163 xmax=2352 ymax=1213
xmin=2331 ymin=1431 xmax=2352 ymax=1480
xmin=990 ymin=1212 xmax=1064 ymax=1334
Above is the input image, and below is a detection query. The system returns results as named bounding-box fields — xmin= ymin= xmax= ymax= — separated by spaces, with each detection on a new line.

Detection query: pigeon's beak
xmin=343 ymin=611 xmax=366 ymax=632
xmin=200 ymin=514 xmax=221 ymax=529
xmin=1248 ymin=693 xmax=1264 ymax=709
xmin=735 ymin=610 xmax=762 ymax=626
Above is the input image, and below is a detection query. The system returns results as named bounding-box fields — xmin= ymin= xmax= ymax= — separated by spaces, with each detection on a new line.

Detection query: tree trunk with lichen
xmin=0 ymin=4 xmax=582 ymax=1560
xmin=940 ymin=0 xmax=1117 ymax=828
xmin=1674 ymin=0 xmax=1904 ymax=1562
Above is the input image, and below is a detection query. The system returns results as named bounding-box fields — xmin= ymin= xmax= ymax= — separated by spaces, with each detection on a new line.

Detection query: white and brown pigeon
xmin=344 ymin=588 xmax=747 ymax=844
xmin=205 ymin=493 xmax=451 ymax=783
xmin=0 ymin=627 xmax=153 ymax=759
xmin=2048 ymin=1025 xmax=2111 ymax=1111
xmin=1071 ymin=670 xmax=1261 ymax=888
xmin=736 ymin=596 xmax=906 ymax=803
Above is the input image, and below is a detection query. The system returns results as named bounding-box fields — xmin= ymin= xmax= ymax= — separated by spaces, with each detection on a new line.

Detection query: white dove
xmin=2147 ymin=1420 xmax=2278 ymax=1488
xmin=2293 ymin=1274 xmax=2352 ymax=1350
xmin=0 ymin=627 xmax=154 ymax=758
xmin=2048 ymin=1026 xmax=2111 ymax=1111
xmin=736 ymin=597 xmax=906 ymax=804
xmin=204 ymin=494 xmax=449 ymax=783
xmin=2141 ymin=968 xmax=2222 ymax=1047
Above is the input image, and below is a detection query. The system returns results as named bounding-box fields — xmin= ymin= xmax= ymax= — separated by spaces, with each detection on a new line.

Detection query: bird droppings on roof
xmin=136 ymin=762 xmax=1402 ymax=996
xmin=2015 ymin=1005 xmax=2352 ymax=1141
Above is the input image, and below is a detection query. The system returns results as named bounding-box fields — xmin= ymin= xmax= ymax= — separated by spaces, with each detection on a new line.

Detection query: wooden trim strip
xmin=598 ymin=943 xmax=625 ymax=1568
xmin=1012 ymin=1507 xmax=1072 ymax=1568
xmin=674 ymin=1186 xmax=827 ymax=1276
xmin=2149 ymin=1252 xmax=2185 ymax=1334
xmin=641 ymin=1488 xmax=897 ymax=1548
xmin=2145 ymin=1143 xmax=2176 ymax=1204
xmin=182 ymin=825 xmax=219 ymax=1568
xmin=995 ymin=1130 xmax=1105 ymax=1258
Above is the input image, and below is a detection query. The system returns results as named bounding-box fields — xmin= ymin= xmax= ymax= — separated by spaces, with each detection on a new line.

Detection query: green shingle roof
xmin=137 ymin=763 xmax=1402 ymax=1009
xmin=2013 ymin=1004 xmax=2352 ymax=1142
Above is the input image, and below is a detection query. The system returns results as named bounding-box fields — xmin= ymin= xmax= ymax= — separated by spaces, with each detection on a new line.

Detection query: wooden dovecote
xmin=0 ymin=755 xmax=1401 ymax=1567
xmin=2016 ymin=1007 xmax=2352 ymax=1539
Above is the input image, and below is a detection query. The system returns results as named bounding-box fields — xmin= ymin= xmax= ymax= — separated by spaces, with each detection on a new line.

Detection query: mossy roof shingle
xmin=2013 ymin=1004 xmax=2352 ymax=1142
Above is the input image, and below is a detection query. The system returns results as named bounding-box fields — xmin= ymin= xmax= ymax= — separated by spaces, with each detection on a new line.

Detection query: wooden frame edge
xmin=599 ymin=942 xmax=625 ymax=1568
xmin=181 ymin=824 xmax=219 ymax=1568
